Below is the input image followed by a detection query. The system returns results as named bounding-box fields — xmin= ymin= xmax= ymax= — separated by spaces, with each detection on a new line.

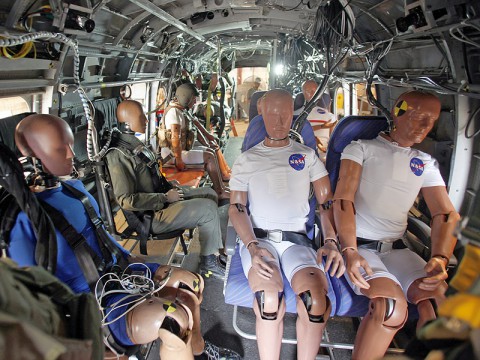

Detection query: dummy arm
xmin=313 ymin=176 xmax=345 ymax=277
xmin=312 ymin=176 xmax=337 ymax=241
xmin=170 ymin=124 xmax=185 ymax=170
xmin=228 ymin=191 xmax=256 ymax=247
xmin=228 ymin=190 xmax=275 ymax=279
xmin=421 ymin=186 xmax=459 ymax=262
xmin=333 ymin=159 xmax=371 ymax=287
xmin=332 ymin=159 xmax=362 ymax=249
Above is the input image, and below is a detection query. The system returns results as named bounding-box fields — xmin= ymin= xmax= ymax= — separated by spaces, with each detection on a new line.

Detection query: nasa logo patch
xmin=410 ymin=157 xmax=425 ymax=176
xmin=289 ymin=154 xmax=306 ymax=171
xmin=316 ymin=108 xmax=326 ymax=114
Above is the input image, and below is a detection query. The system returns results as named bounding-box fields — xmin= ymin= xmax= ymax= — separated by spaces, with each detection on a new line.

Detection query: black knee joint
xmin=255 ymin=291 xmax=283 ymax=321
xmin=299 ymin=290 xmax=328 ymax=323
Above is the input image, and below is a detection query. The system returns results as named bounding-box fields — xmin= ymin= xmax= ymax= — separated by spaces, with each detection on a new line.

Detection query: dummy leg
xmin=126 ymin=297 xmax=194 ymax=360
xmin=154 ymin=266 xmax=205 ymax=354
xmin=353 ymin=277 xmax=408 ymax=360
xmin=407 ymin=278 xmax=447 ymax=330
xmin=291 ymin=267 xmax=331 ymax=360
xmin=203 ymin=148 xmax=230 ymax=200
xmin=249 ymin=263 xmax=285 ymax=360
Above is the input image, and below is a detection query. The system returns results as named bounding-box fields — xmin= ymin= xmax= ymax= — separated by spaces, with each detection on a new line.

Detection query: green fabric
xmin=106 ymin=134 xmax=168 ymax=211
xmin=0 ymin=258 xmax=103 ymax=360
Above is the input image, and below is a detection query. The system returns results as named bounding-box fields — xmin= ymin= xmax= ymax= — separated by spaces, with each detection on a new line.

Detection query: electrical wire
xmin=465 ymin=105 xmax=480 ymax=139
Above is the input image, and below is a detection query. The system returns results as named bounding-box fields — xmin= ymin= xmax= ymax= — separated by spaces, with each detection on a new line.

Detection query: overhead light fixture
xmin=274 ymin=63 xmax=284 ymax=76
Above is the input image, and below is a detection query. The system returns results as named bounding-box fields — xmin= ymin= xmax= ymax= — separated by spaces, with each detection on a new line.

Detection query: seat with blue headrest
xmin=248 ymin=91 xmax=266 ymax=121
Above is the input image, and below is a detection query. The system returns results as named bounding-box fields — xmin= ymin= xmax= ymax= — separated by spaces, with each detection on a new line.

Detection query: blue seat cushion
xmin=224 ymin=244 xmax=370 ymax=317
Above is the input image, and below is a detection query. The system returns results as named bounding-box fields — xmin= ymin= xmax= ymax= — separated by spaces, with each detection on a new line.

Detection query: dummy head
xmin=262 ymin=89 xmax=293 ymax=146
xmin=302 ymin=80 xmax=318 ymax=102
xmin=175 ymin=83 xmax=198 ymax=109
xmin=391 ymin=91 xmax=441 ymax=147
xmin=15 ymin=114 xmax=75 ymax=176
xmin=117 ymin=100 xmax=148 ymax=133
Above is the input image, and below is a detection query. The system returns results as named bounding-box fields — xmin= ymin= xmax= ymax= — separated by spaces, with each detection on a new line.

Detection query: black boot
xmin=199 ymin=254 xmax=225 ymax=280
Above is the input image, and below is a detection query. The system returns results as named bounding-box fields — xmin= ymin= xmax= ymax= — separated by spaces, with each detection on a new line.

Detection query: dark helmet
xmin=175 ymin=83 xmax=199 ymax=108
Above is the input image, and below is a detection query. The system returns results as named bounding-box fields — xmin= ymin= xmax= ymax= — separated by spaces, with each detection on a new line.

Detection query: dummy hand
xmin=175 ymin=158 xmax=186 ymax=171
xmin=249 ymin=244 xmax=276 ymax=280
xmin=166 ymin=188 xmax=184 ymax=203
xmin=419 ymin=257 xmax=448 ymax=291
xmin=317 ymin=242 xmax=345 ymax=278
xmin=344 ymin=249 xmax=373 ymax=289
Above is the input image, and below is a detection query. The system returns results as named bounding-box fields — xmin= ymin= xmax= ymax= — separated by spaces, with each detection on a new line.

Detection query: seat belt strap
xmin=60 ymin=181 xmax=129 ymax=269
xmin=39 ymin=200 xmax=103 ymax=290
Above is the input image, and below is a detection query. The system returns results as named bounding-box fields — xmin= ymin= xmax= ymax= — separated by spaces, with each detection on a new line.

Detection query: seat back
xmin=248 ymin=91 xmax=266 ymax=121
xmin=324 ymin=115 xmax=390 ymax=315
xmin=0 ymin=112 xmax=35 ymax=157
xmin=326 ymin=115 xmax=388 ymax=193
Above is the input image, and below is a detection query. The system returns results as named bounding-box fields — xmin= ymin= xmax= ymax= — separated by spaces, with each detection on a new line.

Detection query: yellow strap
xmin=438 ymin=293 xmax=480 ymax=328
xmin=450 ymin=243 xmax=480 ymax=292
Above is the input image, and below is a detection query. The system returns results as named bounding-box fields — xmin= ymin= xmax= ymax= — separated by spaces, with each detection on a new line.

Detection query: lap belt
xmin=357 ymin=237 xmax=407 ymax=253
xmin=253 ymin=228 xmax=317 ymax=250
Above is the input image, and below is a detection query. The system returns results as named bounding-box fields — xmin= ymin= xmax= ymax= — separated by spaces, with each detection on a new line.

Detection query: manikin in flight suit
xmin=159 ymin=83 xmax=231 ymax=199
xmin=333 ymin=91 xmax=459 ymax=360
xmin=229 ymin=89 xmax=345 ymax=360
xmin=9 ymin=114 xmax=240 ymax=360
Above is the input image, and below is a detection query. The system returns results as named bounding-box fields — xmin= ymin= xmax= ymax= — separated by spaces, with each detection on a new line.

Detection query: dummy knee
xmin=249 ymin=266 xmax=284 ymax=321
xmin=292 ymin=268 xmax=330 ymax=323
xmin=408 ymin=278 xmax=447 ymax=305
xmin=154 ymin=265 xmax=204 ymax=301
xmin=126 ymin=297 xmax=192 ymax=344
xmin=361 ymin=278 xmax=408 ymax=329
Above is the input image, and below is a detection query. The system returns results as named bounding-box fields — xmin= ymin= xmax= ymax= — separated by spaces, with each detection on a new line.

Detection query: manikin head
xmin=175 ymin=83 xmax=198 ymax=109
xmin=15 ymin=114 xmax=75 ymax=176
xmin=117 ymin=100 xmax=148 ymax=134
xmin=302 ymin=80 xmax=318 ymax=102
xmin=262 ymin=89 xmax=293 ymax=146
xmin=391 ymin=91 xmax=441 ymax=147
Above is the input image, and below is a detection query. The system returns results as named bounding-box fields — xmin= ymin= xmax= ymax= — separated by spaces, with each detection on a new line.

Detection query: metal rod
xmin=127 ymin=0 xmax=216 ymax=49
xmin=79 ymin=77 xmax=168 ymax=90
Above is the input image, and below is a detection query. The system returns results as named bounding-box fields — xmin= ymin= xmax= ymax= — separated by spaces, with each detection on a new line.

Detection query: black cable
xmin=285 ymin=0 xmax=304 ymax=11
xmin=465 ymin=105 xmax=480 ymax=139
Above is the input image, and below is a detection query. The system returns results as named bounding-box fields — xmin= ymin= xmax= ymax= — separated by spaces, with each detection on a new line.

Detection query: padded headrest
xmin=294 ymin=93 xmax=305 ymax=111
xmin=248 ymin=90 xmax=267 ymax=121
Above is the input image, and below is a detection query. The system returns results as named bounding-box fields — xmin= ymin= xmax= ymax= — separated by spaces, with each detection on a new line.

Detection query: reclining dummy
xmin=158 ymin=82 xmax=231 ymax=200
xmin=333 ymin=91 xmax=459 ymax=360
xmin=229 ymin=89 xmax=345 ymax=360
xmin=7 ymin=113 xmax=240 ymax=360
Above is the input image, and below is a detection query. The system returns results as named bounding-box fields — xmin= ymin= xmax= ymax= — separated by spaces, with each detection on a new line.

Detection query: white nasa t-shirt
xmin=341 ymin=135 xmax=445 ymax=241
xmin=307 ymin=106 xmax=336 ymax=145
xmin=230 ymin=140 xmax=328 ymax=233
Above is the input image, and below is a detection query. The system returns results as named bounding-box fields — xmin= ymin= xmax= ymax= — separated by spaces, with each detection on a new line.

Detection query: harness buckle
xmin=266 ymin=229 xmax=283 ymax=243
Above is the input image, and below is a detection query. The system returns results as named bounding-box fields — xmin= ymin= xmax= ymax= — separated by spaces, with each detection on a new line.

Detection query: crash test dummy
xmin=333 ymin=91 xmax=460 ymax=360
xmin=159 ymin=83 xmax=231 ymax=199
xmin=299 ymin=79 xmax=336 ymax=153
xmin=107 ymin=99 xmax=227 ymax=280
xmin=229 ymin=89 xmax=345 ymax=360
xmin=8 ymin=114 xmax=241 ymax=360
